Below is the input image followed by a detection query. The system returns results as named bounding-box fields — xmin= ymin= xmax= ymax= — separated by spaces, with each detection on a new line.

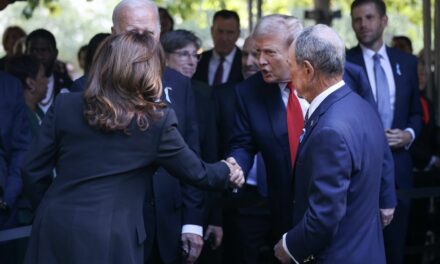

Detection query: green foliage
xmin=0 ymin=0 xmax=429 ymax=77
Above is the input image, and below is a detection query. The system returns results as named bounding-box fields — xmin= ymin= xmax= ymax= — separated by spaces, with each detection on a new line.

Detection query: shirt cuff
xmin=181 ymin=224 xmax=203 ymax=237
xmin=404 ymin=128 xmax=415 ymax=150
xmin=282 ymin=233 xmax=299 ymax=264
xmin=424 ymin=155 xmax=439 ymax=171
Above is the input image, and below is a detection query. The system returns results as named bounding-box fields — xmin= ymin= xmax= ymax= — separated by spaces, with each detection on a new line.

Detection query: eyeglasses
xmin=171 ymin=51 xmax=202 ymax=61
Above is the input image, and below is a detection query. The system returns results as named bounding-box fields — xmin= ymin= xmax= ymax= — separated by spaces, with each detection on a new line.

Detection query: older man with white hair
xmin=111 ymin=1 xmax=206 ymax=264
xmin=274 ymin=24 xmax=388 ymax=264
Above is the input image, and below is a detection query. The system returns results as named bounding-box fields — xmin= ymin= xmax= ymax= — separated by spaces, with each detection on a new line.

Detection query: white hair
xmin=112 ymin=0 xmax=160 ymax=32
xmin=294 ymin=24 xmax=346 ymax=76
xmin=253 ymin=14 xmax=303 ymax=46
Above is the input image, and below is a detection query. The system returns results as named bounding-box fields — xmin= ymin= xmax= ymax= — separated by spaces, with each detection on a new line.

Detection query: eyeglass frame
xmin=170 ymin=50 xmax=202 ymax=61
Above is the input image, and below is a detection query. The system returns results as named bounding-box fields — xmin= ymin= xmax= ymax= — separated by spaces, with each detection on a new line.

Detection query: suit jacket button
xmin=292 ymin=200 xmax=296 ymax=205
xmin=150 ymin=201 xmax=155 ymax=207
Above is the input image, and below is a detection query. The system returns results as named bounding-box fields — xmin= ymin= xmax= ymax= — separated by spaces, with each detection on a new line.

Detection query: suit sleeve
xmin=181 ymin=79 xmax=206 ymax=226
xmin=22 ymin=102 xmax=58 ymax=210
xmin=156 ymin=109 xmax=230 ymax=192
xmin=227 ymin=85 xmax=258 ymax=176
xmin=380 ymin=141 xmax=397 ymax=209
xmin=286 ymin=128 xmax=351 ymax=260
xmin=3 ymin=82 xmax=31 ymax=208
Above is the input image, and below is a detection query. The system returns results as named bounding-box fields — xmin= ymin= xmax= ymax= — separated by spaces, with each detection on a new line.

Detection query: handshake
xmin=222 ymin=157 xmax=245 ymax=189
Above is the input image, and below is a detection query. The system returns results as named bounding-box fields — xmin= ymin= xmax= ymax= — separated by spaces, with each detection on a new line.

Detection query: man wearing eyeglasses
xmin=193 ymin=10 xmax=243 ymax=87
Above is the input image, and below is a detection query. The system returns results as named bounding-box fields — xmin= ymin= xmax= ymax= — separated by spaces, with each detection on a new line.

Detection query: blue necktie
xmin=373 ymin=53 xmax=392 ymax=129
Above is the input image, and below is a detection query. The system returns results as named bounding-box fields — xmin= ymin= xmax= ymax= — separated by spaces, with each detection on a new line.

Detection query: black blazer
xmin=22 ymin=92 xmax=230 ymax=264
xmin=193 ymin=48 xmax=244 ymax=86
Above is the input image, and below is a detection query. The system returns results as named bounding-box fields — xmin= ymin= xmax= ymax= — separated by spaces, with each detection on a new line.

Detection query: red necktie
xmin=286 ymin=82 xmax=304 ymax=166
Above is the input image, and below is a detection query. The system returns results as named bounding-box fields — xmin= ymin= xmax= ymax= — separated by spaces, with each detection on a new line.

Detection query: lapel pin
xmin=164 ymin=87 xmax=172 ymax=103
xmin=396 ymin=64 xmax=401 ymax=76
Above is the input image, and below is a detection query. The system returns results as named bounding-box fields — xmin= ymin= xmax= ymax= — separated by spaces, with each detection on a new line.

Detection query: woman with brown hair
xmin=21 ymin=32 xmax=243 ymax=264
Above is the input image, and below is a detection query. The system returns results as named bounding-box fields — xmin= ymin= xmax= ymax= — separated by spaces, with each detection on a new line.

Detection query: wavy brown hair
xmin=84 ymin=32 xmax=165 ymax=132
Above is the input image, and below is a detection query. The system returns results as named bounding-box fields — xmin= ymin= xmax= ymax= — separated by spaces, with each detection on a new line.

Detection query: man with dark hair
xmin=25 ymin=29 xmax=72 ymax=113
xmin=193 ymin=9 xmax=243 ymax=86
xmin=347 ymin=0 xmax=422 ymax=263
xmin=0 ymin=26 xmax=26 ymax=70
xmin=392 ymin=35 xmax=413 ymax=54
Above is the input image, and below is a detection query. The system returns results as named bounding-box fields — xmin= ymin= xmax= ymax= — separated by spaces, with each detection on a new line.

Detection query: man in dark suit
xmin=111 ymin=1 xmax=205 ymax=263
xmin=193 ymin=10 xmax=243 ymax=87
xmin=0 ymin=71 xmax=31 ymax=263
xmin=25 ymin=29 xmax=72 ymax=114
xmin=214 ymin=36 xmax=271 ymax=264
xmin=274 ymin=24 xmax=388 ymax=264
xmin=347 ymin=1 xmax=422 ymax=263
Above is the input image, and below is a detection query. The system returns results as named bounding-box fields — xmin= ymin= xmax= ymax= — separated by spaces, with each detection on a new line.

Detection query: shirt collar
xmin=308 ymin=80 xmax=345 ymax=119
xmin=360 ymin=43 xmax=387 ymax=59
xmin=213 ymin=47 xmax=237 ymax=64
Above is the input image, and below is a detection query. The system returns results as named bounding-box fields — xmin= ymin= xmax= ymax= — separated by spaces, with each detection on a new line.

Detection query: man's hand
xmin=380 ymin=208 xmax=395 ymax=227
xmin=274 ymin=238 xmax=292 ymax=264
xmin=204 ymin=225 xmax=223 ymax=250
xmin=385 ymin=129 xmax=412 ymax=149
xmin=223 ymin=157 xmax=245 ymax=189
xmin=181 ymin=233 xmax=204 ymax=264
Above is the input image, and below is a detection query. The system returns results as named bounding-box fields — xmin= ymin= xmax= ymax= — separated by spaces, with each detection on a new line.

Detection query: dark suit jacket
xmin=64 ymin=69 xmax=206 ymax=263
xmin=344 ymin=62 xmax=396 ymax=208
xmin=347 ymin=46 xmax=422 ymax=188
xmin=70 ymin=75 xmax=86 ymax=92
xmin=228 ymin=72 xmax=294 ymax=239
xmin=149 ymin=68 xmax=205 ymax=263
xmin=53 ymin=70 xmax=73 ymax=95
xmin=285 ymin=85 xmax=387 ymax=263
xmin=193 ymin=48 xmax=244 ymax=86
xmin=0 ymin=71 xmax=31 ymax=229
xmin=22 ymin=93 xmax=230 ymax=264
xmin=192 ymin=79 xmax=218 ymax=163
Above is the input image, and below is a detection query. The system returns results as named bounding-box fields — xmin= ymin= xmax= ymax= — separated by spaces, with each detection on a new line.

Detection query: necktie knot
xmin=286 ymin=82 xmax=294 ymax=91
xmin=373 ymin=53 xmax=381 ymax=64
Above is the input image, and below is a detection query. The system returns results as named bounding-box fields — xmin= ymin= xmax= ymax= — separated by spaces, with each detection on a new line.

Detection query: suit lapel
xmin=298 ymin=85 xmax=352 ymax=154
xmin=350 ymin=46 xmax=368 ymax=74
xmin=386 ymin=47 xmax=402 ymax=126
xmin=262 ymin=82 xmax=290 ymax=157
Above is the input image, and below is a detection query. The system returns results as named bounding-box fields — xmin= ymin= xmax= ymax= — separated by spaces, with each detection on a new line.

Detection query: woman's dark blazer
xmin=21 ymin=92 xmax=230 ymax=264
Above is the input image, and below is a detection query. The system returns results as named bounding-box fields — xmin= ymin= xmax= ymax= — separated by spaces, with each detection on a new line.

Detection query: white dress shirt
xmin=278 ymin=83 xmax=309 ymax=118
xmin=208 ymin=48 xmax=237 ymax=86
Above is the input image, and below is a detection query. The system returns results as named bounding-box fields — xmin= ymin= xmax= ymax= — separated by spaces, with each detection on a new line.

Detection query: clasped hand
xmin=222 ymin=157 xmax=245 ymax=189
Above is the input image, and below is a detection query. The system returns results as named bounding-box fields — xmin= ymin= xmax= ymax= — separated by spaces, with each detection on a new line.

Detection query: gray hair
xmin=253 ymin=14 xmax=303 ymax=46
xmin=112 ymin=0 xmax=160 ymax=32
xmin=160 ymin=29 xmax=201 ymax=53
xmin=293 ymin=24 xmax=345 ymax=77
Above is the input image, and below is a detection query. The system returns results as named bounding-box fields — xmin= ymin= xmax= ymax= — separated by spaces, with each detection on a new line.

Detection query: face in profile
xmin=255 ymin=32 xmax=291 ymax=84
xmin=351 ymin=3 xmax=387 ymax=49
xmin=166 ymin=43 xmax=199 ymax=78
xmin=211 ymin=17 xmax=240 ymax=57
xmin=241 ymin=37 xmax=259 ymax=79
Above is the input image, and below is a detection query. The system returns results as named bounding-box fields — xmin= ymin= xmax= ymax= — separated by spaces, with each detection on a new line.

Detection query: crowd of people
xmin=0 ymin=0 xmax=439 ymax=263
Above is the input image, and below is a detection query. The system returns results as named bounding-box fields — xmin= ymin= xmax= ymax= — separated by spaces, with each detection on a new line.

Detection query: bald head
xmin=111 ymin=0 xmax=160 ymax=40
